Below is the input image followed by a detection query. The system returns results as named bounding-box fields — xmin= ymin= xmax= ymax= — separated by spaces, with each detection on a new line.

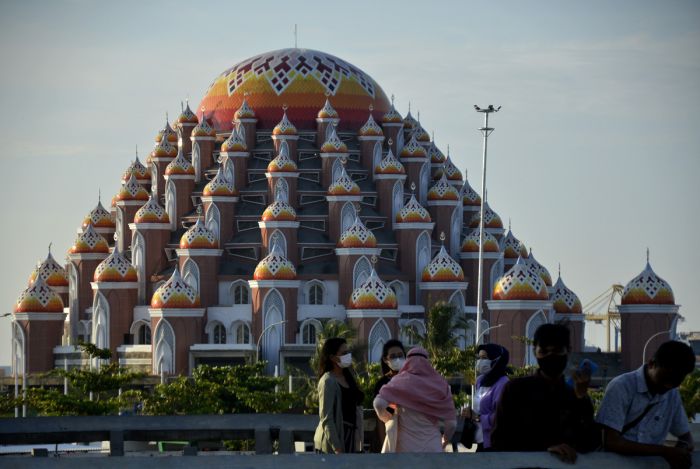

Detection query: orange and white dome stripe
xmin=155 ymin=118 xmax=178 ymax=145
xmin=272 ymin=110 xmax=297 ymax=136
xmin=382 ymin=103 xmax=403 ymax=124
xmin=359 ymin=113 xmax=383 ymax=137
xmin=493 ymin=257 xmax=549 ymax=301
xmin=221 ymin=127 xmax=247 ymax=152
xmin=502 ymin=229 xmax=528 ymax=259
xmin=203 ymin=167 xmax=237 ymax=197
xmin=427 ymin=174 xmax=459 ymax=201
xmin=396 ymin=194 xmax=431 ymax=223
xmin=400 ymin=135 xmax=427 ymax=158
xmin=233 ymin=97 xmax=256 ymax=120
xmin=117 ymin=174 xmax=150 ymax=201
xmin=191 ymin=112 xmax=216 ymax=137
xmin=552 ymin=275 xmax=583 ymax=314
xmin=375 ymin=148 xmax=405 ymax=175
xmin=180 ymin=219 xmax=218 ymax=249
xmin=427 ymin=142 xmax=446 ymax=164
xmin=317 ymin=98 xmax=339 ymax=119
xmin=122 ymin=154 xmax=151 ymax=184
xmin=82 ymin=200 xmax=115 ymax=229
xmin=403 ymin=110 xmax=418 ymax=130
xmin=69 ymin=223 xmax=110 ymax=254
xmin=93 ymin=245 xmax=137 ymax=282
xmin=461 ymin=178 xmax=481 ymax=207
xmin=165 ymin=148 xmax=195 ymax=176
xmin=267 ymin=146 xmax=298 ymax=172
xmin=468 ymin=202 xmax=503 ymax=229
xmin=621 ymin=261 xmax=675 ymax=305
xmin=525 ymin=252 xmax=553 ymax=287
xmin=253 ymin=244 xmax=297 ymax=280
xmin=320 ymin=126 xmax=348 ymax=153
xmin=150 ymin=135 xmax=178 ymax=159
xmin=461 ymin=229 xmax=500 ymax=253
xmin=348 ymin=268 xmax=397 ymax=309
xmin=328 ymin=166 xmax=360 ymax=195
xmin=434 ymin=157 xmax=462 ymax=181
xmin=338 ymin=217 xmax=377 ymax=248
xmin=15 ymin=275 xmax=64 ymax=313
xmin=261 ymin=199 xmax=297 ymax=221
xmin=151 ymin=268 xmax=201 ymax=308
xmin=177 ymin=101 xmax=199 ymax=125
xmin=29 ymin=251 xmax=68 ymax=287
xmin=422 ymin=245 xmax=465 ymax=282
xmin=134 ymin=195 xmax=170 ymax=224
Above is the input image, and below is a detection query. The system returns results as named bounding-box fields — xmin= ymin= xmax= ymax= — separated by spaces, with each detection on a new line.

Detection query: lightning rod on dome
xmin=647 ymin=247 xmax=650 ymax=264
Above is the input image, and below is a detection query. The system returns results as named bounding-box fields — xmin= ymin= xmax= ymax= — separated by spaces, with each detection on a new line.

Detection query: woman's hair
xmin=380 ymin=339 xmax=406 ymax=375
xmin=318 ymin=337 xmax=346 ymax=378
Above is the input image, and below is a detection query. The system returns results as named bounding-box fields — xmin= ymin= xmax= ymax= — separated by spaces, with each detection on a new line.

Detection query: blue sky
xmin=1 ymin=0 xmax=699 ymax=366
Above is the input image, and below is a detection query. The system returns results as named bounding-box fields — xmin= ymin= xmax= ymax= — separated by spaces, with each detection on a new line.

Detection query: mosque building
xmin=10 ymin=48 xmax=679 ymax=378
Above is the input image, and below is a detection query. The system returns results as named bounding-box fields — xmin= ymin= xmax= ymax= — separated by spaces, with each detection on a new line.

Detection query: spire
xmin=646 ymin=247 xmax=650 ymax=264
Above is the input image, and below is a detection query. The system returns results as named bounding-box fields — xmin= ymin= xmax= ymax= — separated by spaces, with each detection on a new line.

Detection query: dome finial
xmin=282 ymin=103 xmax=288 ymax=112
xmin=417 ymin=110 xmax=420 ymax=122
xmin=447 ymin=144 xmax=450 ymax=157
xmin=135 ymin=144 xmax=138 ymax=159
xmin=196 ymin=204 xmax=203 ymax=218
xmin=410 ymin=181 xmax=416 ymax=193
xmin=369 ymin=104 xmax=373 ymax=112
xmin=166 ymin=111 xmax=169 ymax=124
xmin=432 ymin=130 xmax=435 ymax=142
xmin=558 ymin=262 xmax=561 ymax=279
xmin=98 ymin=188 xmax=101 ymax=204
xmin=439 ymin=231 xmax=446 ymax=245
xmin=408 ymin=101 xmax=411 ymax=114
xmin=646 ymin=247 xmax=650 ymax=264
xmin=391 ymin=94 xmax=395 ymax=106
xmin=388 ymin=138 xmax=393 ymax=146
xmin=48 ymin=241 xmax=52 ymax=255
xmin=508 ymin=218 xmax=511 ymax=231
xmin=371 ymin=254 xmax=378 ymax=266
xmin=180 ymin=101 xmax=184 ymax=112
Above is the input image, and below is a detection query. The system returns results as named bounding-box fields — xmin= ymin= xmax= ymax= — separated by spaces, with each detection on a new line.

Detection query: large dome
xmin=199 ymin=48 xmax=391 ymax=131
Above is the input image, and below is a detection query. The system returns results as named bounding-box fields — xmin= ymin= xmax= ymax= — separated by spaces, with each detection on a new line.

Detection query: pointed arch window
xmin=182 ymin=258 xmax=200 ymax=293
xmin=213 ymin=323 xmax=227 ymax=344
xmin=205 ymin=203 xmax=221 ymax=241
xmin=269 ymin=230 xmax=287 ymax=257
xmin=416 ymin=232 xmax=431 ymax=298
xmin=368 ymin=319 xmax=391 ymax=363
xmin=306 ymin=281 xmax=324 ymax=305
xmin=152 ymin=163 xmax=159 ymax=197
xmin=525 ymin=311 xmax=548 ymax=366
xmin=392 ymin=181 xmax=403 ymax=225
xmin=224 ymin=158 xmax=235 ymax=186
xmin=165 ymin=179 xmax=177 ymax=230
xmin=373 ymin=142 xmax=382 ymax=179
xmin=263 ymin=290 xmax=284 ymax=374
xmin=231 ymin=281 xmax=250 ymax=305
xmin=341 ymin=202 xmax=355 ymax=235
xmin=450 ymin=207 xmax=462 ymax=257
xmin=192 ymin=142 xmax=201 ymax=183
xmin=274 ymin=178 xmax=289 ymax=203
xmin=233 ymin=321 xmax=251 ymax=344
xmin=132 ymin=231 xmax=146 ymax=303
xmin=332 ymin=158 xmax=343 ymax=183
xmin=419 ymin=162 xmax=430 ymax=206
xmin=301 ymin=319 xmax=322 ymax=345
xmin=92 ymin=292 xmax=109 ymax=351
xmin=353 ymin=257 xmax=371 ymax=289
xmin=153 ymin=319 xmax=175 ymax=375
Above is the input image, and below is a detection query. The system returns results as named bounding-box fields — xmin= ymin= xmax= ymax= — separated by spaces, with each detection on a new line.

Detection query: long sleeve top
xmin=475 ymin=374 xmax=509 ymax=448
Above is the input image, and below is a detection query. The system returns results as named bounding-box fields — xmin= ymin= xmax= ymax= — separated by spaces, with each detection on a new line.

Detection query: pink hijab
xmin=378 ymin=347 xmax=455 ymax=421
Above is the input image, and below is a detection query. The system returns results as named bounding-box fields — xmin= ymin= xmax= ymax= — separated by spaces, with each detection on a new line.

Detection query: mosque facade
xmin=10 ymin=49 xmax=680 ymax=378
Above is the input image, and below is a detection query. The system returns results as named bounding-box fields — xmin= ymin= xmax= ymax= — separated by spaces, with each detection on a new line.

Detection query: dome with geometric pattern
xmin=461 ymin=178 xmax=481 ymax=207
xmin=82 ymin=200 xmax=115 ymax=229
xmin=150 ymin=133 xmax=178 ymax=159
xmin=412 ymin=122 xmax=430 ymax=143
xmin=117 ymin=174 xmax=150 ymax=202
xmin=427 ymin=142 xmax=446 ymax=164
xmin=151 ymin=268 xmax=201 ymax=309
xmin=382 ymin=102 xmax=403 ymax=124
xmin=253 ymin=243 xmax=297 ymax=280
xmin=551 ymin=275 xmax=583 ymax=314
xmin=69 ymin=223 xmax=110 ymax=254
xmin=29 ymin=250 xmax=68 ymax=287
xmin=155 ymin=118 xmax=178 ymax=145
xmin=177 ymin=101 xmax=199 ymax=125
xmin=461 ymin=229 xmax=500 ymax=253
xmin=421 ymin=246 xmax=465 ymax=282
xmin=261 ymin=199 xmax=297 ymax=221
xmin=234 ymin=97 xmax=256 ymax=121
xmin=502 ymin=228 xmax=528 ymax=259
xmin=320 ymin=126 xmax=348 ymax=153
xmin=221 ymin=127 xmax=247 ymax=152
xmin=434 ymin=156 xmax=462 ymax=181
xmin=348 ymin=268 xmax=397 ymax=309
xmin=396 ymin=194 xmax=431 ymax=223
xmin=122 ymin=154 xmax=151 ymax=184
xmin=427 ymin=174 xmax=460 ymax=201
xmin=403 ymin=110 xmax=418 ymax=131
xmin=203 ymin=167 xmax=238 ymax=197
xmin=134 ymin=195 xmax=170 ymax=224
xmin=93 ymin=245 xmax=138 ymax=282
xmin=468 ymin=202 xmax=503 ymax=229
xmin=338 ymin=216 xmax=377 ymax=248
xmin=493 ymin=257 xmax=549 ymax=301
xmin=400 ymin=134 xmax=427 ymax=158
xmin=191 ymin=112 xmax=216 ymax=138
xmin=359 ymin=112 xmax=383 ymax=137
xmin=621 ymin=261 xmax=675 ymax=305
xmin=267 ymin=146 xmax=298 ymax=172
xmin=165 ymin=148 xmax=195 ymax=176
xmin=317 ymin=98 xmax=339 ymax=119
xmin=14 ymin=275 xmax=64 ymax=313
xmin=525 ymin=251 xmax=553 ymax=287
xmin=180 ymin=219 xmax=218 ymax=249
xmin=375 ymin=148 xmax=405 ymax=175
xmin=328 ymin=166 xmax=360 ymax=195
xmin=272 ymin=110 xmax=298 ymax=136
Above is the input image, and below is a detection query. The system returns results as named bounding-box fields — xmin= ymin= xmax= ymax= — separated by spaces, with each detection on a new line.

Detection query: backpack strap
xmin=622 ymin=401 xmax=658 ymax=434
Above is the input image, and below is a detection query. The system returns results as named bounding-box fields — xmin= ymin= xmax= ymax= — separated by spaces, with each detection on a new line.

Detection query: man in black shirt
xmin=491 ymin=323 xmax=598 ymax=463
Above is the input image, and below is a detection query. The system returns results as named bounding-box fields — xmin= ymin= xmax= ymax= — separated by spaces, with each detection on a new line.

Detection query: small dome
xmin=165 ymin=148 xmax=195 ymax=176
xmin=400 ymin=135 xmax=427 ymax=158
xmin=461 ymin=177 xmax=481 ymax=207
xmin=427 ymin=174 xmax=460 ymax=201
xmin=272 ymin=110 xmax=297 ymax=136
xmin=15 ymin=275 xmax=64 ymax=313
xmin=221 ymin=127 xmax=247 ymax=152
xmin=177 ymin=101 xmax=199 ymax=125
xmin=134 ymin=195 xmax=170 ymax=224
xmin=29 ymin=251 xmax=68 ymax=287
xmin=151 ymin=268 xmax=201 ymax=308
xmin=434 ymin=157 xmax=462 ymax=181
xmin=191 ymin=112 xmax=216 ymax=137
xmin=552 ymin=275 xmax=583 ymax=314
xmin=155 ymin=118 xmax=178 ymax=145
xmin=69 ymin=223 xmax=110 ymax=254
xmin=525 ymin=252 xmax=553 ymax=287
xmin=261 ymin=199 xmax=297 ymax=221
xmin=461 ymin=229 xmax=500 ymax=253
xmin=621 ymin=262 xmax=675 ymax=305
xmin=234 ymin=97 xmax=256 ymax=120
xmin=203 ymin=167 xmax=238 ymax=197
xmin=359 ymin=113 xmax=383 ymax=137
xmin=253 ymin=244 xmax=297 ymax=280
xmin=320 ymin=126 xmax=348 ymax=153
xmin=317 ymin=98 xmax=339 ymax=119
xmin=328 ymin=166 xmax=360 ymax=196
xmin=150 ymin=136 xmax=178 ymax=159
xmin=180 ymin=219 xmax=218 ymax=249
xmin=82 ymin=200 xmax=115 ymax=229
xmin=93 ymin=245 xmax=138 ymax=282
xmin=267 ymin=146 xmax=298 ymax=172
xmin=396 ymin=194 xmax=431 ymax=223
xmin=122 ymin=154 xmax=151 ymax=184
xmin=493 ymin=257 xmax=549 ymax=301
xmin=375 ymin=148 xmax=405 ymax=175
xmin=403 ymin=110 xmax=418 ymax=130
xmin=382 ymin=103 xmax=403 ymax=124
xmin=422 ymin=245 xmax=465 ymax=282
xmin=427 ymin=142 xmax=446 ymax=164
xmin=502 ymin=229 xmax=528 ymax=259
xmin=468 ymin=202 xmax=503 ymax=229
xmin=338 ymin=217 xmax=377 ymax=248
xmin=117 ymin=174 xmax=150 ymax=202
xmin=348 ymin=268 xmax=397 ymax=309
xmin=413 ymin=124 xmax=430 ymax=143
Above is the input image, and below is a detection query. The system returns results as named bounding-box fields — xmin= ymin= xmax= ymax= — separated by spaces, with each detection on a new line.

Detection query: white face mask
xmin=388 ymin=357 xmax=406 ymax=371
xmin=476 ymin=358 xmax=493 ymax=376
xmin=338 ymin=353 xmax=353 ymax=368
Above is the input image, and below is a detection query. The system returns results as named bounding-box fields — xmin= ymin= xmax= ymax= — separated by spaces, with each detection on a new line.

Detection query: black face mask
xmin=537 ymin=354 xmax=568 ymax=378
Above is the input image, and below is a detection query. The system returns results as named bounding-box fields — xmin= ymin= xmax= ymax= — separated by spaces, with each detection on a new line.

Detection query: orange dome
xmin=338 ymin=217 xmax=377 ymax=248
xmin=375 ymin=148 xmax=405 ymax=175
xmin=317 ymin=98 xmax=339 ymax=119
xmin=29 ymin=251 xmax=68 ymax=288
xmin=421 ymin=246 xmax=465 ymax=282
xmin=328 ymin=166 xmax=360 ymax=195
xmin=155 ymin=118 xmax=178 ymax=145
xmin=117 ymin=174 xmax=150 ymax=202
xmin=348 ymin=268 xmax=397 ymax=309
xmin=151 ymin=268 xmax=201 ymax=308
xmin=203 ymin=167 xmax=238 ymax=197
xmin=552 ymin=275 xmax=583 ymax=314
xmin=15 ymin=275 xmax=64 ymax=313
xmin=461 ymin=229 xmax=500 ymax=253
xmin=69 ymin=224 xmax=109 ymax=254
xmin=134 ymin=195 xmax=169 ymax=224
xmin=177 ymin=101 xmax=199 ymax=125
xmin=165 ymin=148 xmax=195 ymax=176
xmin=93 ymin=245 xmax=138 ymax=282
xmin=272 ymin=110 xmax=298 ymax=136
xmin=221 ymin=127 xmax=247 ymax=152
xmin=261 ymin=200 xmax=297 ymax=222
xmin=400 ymin=135 xmax=427 ymax=158
xmin=468 ymin=202 xmax=503 ymax=229
xmin=180 ymin=219 xmax=218 ymax=249
xmin=254 ymin=244 xmax=297 ymax=280
xmin=427 ymin=174 xmax=459 ymax=201
xmin=621 ymin=262 xmax=675 ymax=305
xmin=396 ymin=195 xmax=431 ymax=223
xmin=82 ymin=200 xmax=115 ymax=229
xmin=233 ymin=97 xmax=256 ymax=121
xmin=320 ymin=126 xmax=348 ymax=153
xmin=493 ymin=257 xmax=549 ymax=301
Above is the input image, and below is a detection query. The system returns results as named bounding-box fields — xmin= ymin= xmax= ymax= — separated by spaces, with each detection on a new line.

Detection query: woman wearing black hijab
xmin=471 ymin=344 xmax=509 ymax=450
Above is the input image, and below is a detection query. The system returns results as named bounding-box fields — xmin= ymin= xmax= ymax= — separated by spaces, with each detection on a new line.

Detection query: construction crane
xmin=584 ymin=284 xmax=624 ymax=352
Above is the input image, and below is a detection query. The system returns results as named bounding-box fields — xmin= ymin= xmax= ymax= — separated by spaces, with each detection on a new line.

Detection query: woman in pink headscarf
xmin=372 ymin=347 xmax=457 ymax=452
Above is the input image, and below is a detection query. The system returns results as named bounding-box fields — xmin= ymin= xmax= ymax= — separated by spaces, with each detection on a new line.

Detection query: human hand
xmin=662 ymin=446 xmax=692 ymax=469
xmin=572 ymin=366 xmax=592 ymax=399
xmin=441 ymin=435 xmax=449 ymax=450
xmin=547 ymin=443 xmax=577 ymax=464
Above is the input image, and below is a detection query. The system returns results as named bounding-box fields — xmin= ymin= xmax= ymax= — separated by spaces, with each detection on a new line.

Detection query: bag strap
xmin=622 ymin=401 xmax=658 ymax=434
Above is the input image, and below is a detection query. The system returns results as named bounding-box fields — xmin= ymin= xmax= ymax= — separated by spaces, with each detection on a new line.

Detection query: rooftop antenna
xmin=294 ymin=24 xmax=298 ymax=48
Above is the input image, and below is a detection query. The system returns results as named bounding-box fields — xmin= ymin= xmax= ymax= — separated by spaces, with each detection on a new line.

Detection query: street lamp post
xmin=256 ymin=320 xmax=288 ymax=363
xmin=477 ymin=323 xmax=504 ymax=347
xmin=473 ymin=105 xmax=501 ymax=346
xmin=642 ymin=330 xmax=670 ymax=365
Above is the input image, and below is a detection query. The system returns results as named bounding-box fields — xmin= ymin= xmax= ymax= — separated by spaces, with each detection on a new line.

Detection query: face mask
xmin=338 ymin=353 xmax=353 ymax=368
xmin=476 ymin=358 xmax=493 ymax=376
xmin=537 ymin=354 xmax=568 ymax=378
xmin=388 ymin=358 xmax=406 ymax=371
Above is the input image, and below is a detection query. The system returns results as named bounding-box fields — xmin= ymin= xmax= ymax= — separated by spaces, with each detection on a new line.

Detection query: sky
xmin=0 ymin=0 xmax=698 ymax=366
